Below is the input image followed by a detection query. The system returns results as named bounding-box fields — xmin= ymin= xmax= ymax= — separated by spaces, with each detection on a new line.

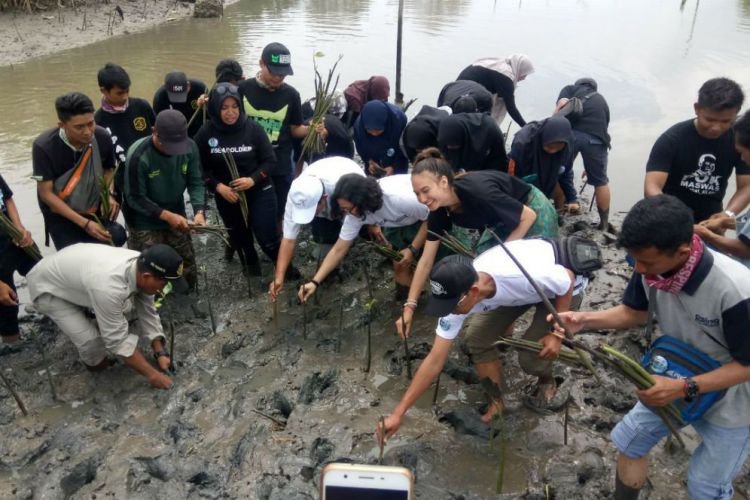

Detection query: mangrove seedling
xmin=201 ymin=266 xmax=217 ymax=335
xmin=0 ymin=371 xmax=28 ymax=417
xmin=40 ymin=347 xmax=59 ymax=402
xmin=400 ymin=308 xmax=412 ymax=379
xmin=378 ymin=415 xmax=386 ymax=464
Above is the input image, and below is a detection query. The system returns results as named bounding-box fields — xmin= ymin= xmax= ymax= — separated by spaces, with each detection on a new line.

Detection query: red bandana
xmin=645 ymin=234 xmax=704 ymax=294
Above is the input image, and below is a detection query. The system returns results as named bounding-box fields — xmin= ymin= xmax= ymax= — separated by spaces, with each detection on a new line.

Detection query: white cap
xmin=289 ymin=175 xmax=324 ymax=224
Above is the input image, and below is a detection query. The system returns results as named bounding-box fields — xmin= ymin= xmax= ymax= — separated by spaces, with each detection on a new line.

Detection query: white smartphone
xmin=320 ymin=463 xmax=414 ymax=500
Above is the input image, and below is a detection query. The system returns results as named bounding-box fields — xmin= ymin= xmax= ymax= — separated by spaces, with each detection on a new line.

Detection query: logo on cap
xmin=171 ymin=85 xmax=185 ymax=92
xmin=430 ymin=280 xmax=447 ymax=296
xmin=176 ymin=262 xmax=184 ymax=277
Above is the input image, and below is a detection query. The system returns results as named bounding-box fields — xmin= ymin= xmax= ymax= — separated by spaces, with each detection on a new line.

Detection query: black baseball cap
xmin=165 ymin=71 xmax=189 ymax=103
xmin=425 ymin=254 xmax=478 ymax=317
xmin=154 ymin=110 xmax=191 ymax=155
xmin=139 ymin=244 xmax=184 ymax=280
xmin=261 ymin=42 xmax=294 ymax=76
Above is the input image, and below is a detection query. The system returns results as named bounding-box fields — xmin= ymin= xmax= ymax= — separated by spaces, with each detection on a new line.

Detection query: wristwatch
xmin=684 ymin=378 xmax=699 ymax=402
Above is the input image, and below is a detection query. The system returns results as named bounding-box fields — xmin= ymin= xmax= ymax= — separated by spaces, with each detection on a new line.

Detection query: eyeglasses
xmin=213 ymin=83 xmax=239 ymax=95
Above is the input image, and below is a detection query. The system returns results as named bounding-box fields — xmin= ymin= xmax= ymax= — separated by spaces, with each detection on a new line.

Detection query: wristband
xmin=403 ymin=300 xmax=418 ymax=311
xmin=310 ymin=279 xmax=321 ymax=288
xmin=550 ymin=330 xmax=566 ymax=340
xmin=83 ymin=219 xmax=91 ymax=230
xmin=407 ymin=245 xmax=420 ymax=259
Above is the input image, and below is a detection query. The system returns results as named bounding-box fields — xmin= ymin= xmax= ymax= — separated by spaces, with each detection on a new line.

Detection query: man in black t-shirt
xmin=153 ymin=71 xmax=207 ymax=138
xmin=95 ymin=63 xmax=156 ymax=195
xmin=645 ymin=78 xmax=750 ymax=223
xmin=32 ymin=92 xmax=117 ymax=249
xmin=238 ymin=42 xmax=321 ymax=223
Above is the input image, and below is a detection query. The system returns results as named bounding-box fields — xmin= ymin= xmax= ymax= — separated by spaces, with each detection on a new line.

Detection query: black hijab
xmin=437 ymin=113 xmax=507 ymax=172
xmin=207 ymin=83 xmax=247 ymax=134
xmin=401 ymin=105 xmax=449 ymax=162
xmin=510 ymin=116 xmax=573 ymax=197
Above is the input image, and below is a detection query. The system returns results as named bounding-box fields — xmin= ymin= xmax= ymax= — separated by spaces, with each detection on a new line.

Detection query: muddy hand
xmin=298 ymin=282 xmax=316 ymax=304
xmin=395 ymin=308 xmax=413 ymax=339
xmin=538 ymin=333 xmax=563 ymax=360
xmin=268 ymin=279 xmax=283 ymax=302
xmin=376 ymin=414 xmax=402 ymax=447
xmin=157 ymin=355 xmax=172 ymax=373
xmin=148 ymin=371 xmax=173 ymax=390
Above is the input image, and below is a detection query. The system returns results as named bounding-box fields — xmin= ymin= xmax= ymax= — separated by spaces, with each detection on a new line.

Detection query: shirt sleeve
xmin=484 ymin=185 xmax=523 ymax=231
xmin=88 ymin=287 xmax=139 ymax=358
xmin=557 ymin=85 xmax=575 ymax=102
xmin=534 ymin=264 xmax=573 ymax=298
xmin=287 ymin=88 xmax=304 ymax=127
xmin=251 ymin=122 xmax=276 ymax=184
xmin=426 ymin=209 xmax=452 ymax=241
xmin=194 ymin=128 xmax=218 ymax=192
xmin=96 ymin=127 xmax=116 ymax=171
xmin=0 ymin=174 xmax=13 ymax=200
xmin=125 ymin=146 xmax=164 ymax=220
xmin=435 ymin=313 xmax=467 ymax=340
xmin=495 ymin=75 xmax=525 ymax=127
xmin=32 ymin=140 xmax=55 ymax=181
xmin=622 ymin=272 xmax=649 ymax=311
xmin=722 ymin=298 xmax=750 ymax=365
xmin=186 ymin=142 xmax=206 ymax=211
xmin=645 ymin=131 xmax=677 ymax=173
xmin=133 ymin=292 xmax=165 ymax=343
xmin=339 ymin=215 xmax=364 ymax=241
xmin=282 ymin=195 xmax=301 ymax=239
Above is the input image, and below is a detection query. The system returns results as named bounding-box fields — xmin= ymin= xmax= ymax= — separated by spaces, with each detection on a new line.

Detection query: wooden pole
xmin=395 ymin=0 xmax=405 ymax=105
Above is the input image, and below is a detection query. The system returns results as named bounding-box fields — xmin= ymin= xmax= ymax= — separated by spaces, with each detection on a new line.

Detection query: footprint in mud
xmin=298 ymin=369 xmax=338 ymax=405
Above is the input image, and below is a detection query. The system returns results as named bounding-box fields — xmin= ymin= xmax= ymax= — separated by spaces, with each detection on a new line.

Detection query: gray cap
xmin=165 ymin=71 xmax=189 ymax=103
xmin=154 ymin=110 xmax=191 ymax=156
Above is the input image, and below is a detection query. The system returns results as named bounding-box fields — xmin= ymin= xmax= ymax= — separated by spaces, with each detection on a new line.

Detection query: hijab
xmin=353 ymin=101 xmax=407 ymax=167
xmin=402 ymin=105 xmax=449 ymax=162
xmin=207 ymin=83 xmax=247 ymax=134
xmin=473 ymin=54 xmax=535 ymax=85
xmin=511 ymin=116 xmax=573 ymax=196
xmin=344 ymin=76 xmax=391 ymax=113
xmin=436 ymin=113 xmax=503 ymax=171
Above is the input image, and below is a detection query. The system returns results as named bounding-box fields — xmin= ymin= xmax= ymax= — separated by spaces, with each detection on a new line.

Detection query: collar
xmin=255 ymin=72 xmax=276 ymax=91
xmin=58 ymin=128 xmax=87 ymax=152
xmin=126 ymin=258 xmax=139 ymax=296
xmin=681 ymin=249 xmax=714 ymax=296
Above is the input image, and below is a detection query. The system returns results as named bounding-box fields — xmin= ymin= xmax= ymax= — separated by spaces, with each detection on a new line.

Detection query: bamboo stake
xmin=221 ymin=151 xmax=249 ymax=228
xmin=169 ymin=320 xmax=176 ymax=373
xmin=378 ymin=416 xmax=386 ymax=464
xmin=432 ymin=372 xmax=441 ymax=407
xmin=485 ymin=228 xmax=600 ymax=383
xmin=40 ymin=348 xmax=59 ymax=402
xmin=336 ymin=297 xmax=344 ymax=353
xmin=0 ymin=371 xmax=28 ymax=417
xmin=202 ymin=268 xmax=217 ymax=335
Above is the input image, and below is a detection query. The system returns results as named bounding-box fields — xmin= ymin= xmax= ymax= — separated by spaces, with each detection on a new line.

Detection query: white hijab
xmin=472 ymin=54 xmax=535 ymax=85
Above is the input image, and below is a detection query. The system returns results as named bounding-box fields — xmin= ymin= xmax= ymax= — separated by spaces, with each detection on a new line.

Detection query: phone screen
xmin=325 ymin=486 xmax=408 ymax=500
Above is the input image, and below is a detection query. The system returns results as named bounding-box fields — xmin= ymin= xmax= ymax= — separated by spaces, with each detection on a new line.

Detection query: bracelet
xmin=407 ymin=244 xmax=420 ymax=259
xmin=403 ymin=300 xmax=418 ymax=311
xmin=549 ymin=330 xmax=566 ymax=340
xmin=83 ymin=219 xmax=91 ymax=230
xmin=310 ymin=279 xmax=321 ymax=288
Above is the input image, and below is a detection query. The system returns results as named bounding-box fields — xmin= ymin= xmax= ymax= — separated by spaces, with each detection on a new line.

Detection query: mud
xmin=1 ymin=198 xmax=749 ymax=499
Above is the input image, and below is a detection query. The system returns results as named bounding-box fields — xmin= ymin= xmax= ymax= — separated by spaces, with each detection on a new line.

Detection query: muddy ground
xmin=0 ymin=0 xmax=196 ymax=67
xmin=1 ymin=198 xmax=749 ymax=500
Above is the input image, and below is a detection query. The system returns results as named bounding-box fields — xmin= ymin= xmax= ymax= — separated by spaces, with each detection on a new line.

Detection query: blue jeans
xmin=611 ymin=402 xmax=750 ymax=499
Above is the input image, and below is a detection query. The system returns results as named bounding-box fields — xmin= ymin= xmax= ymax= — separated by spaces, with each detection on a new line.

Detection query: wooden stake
xmin=0 ymin=371 xmax=28 ymax=417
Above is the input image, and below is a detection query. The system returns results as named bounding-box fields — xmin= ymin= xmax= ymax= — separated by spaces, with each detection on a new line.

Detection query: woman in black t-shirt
xmin=396 ymin=148 xmax=558 ymax=337
xmin=195 ymin=83 xmax=281 ymax=275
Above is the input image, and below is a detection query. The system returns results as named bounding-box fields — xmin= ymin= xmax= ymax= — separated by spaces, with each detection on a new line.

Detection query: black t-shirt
xmin=557 ymin=85 xmax=611 ymax=146
xmin=238 ymin=79 xmax=303 ymax=177
xmin=95 ymin=97 xmax=156 ymax=165
xmin=0 ymin=174 xmax=13 ymax=254
xmin=427 ymin=170 xmax=531 ymax=241
xmin=152 ymin=79 xmax=207 ymax=138
xmin=194 ymin=118 xmax=277 ymax=191
xmin=456 ymin=65 xmax=525 ymax=127
xmin=31 ymin=126 xmax=115 ymax=218
xmin=646 ymin=119 xmax=750 ymax=222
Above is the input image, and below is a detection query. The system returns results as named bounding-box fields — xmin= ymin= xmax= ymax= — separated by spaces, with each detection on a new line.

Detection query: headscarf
xmin=574 ymin=77 xmax=598 ymax=92
xmin=473 ymin=54 xmax=535 ymax=85
xmin=344 ymin=76 xmax=391 ymax=113
xmin=402 ymin=105 xmax=449 ymax=161
xmin=437 ymin=113 xmax=504 ymax=171
xmin=207 ymin=82 xmax=246 ymax=134
xmin=510 ymin=116 xmax=573 ymax=197
xmin=353 ymin=101 xmax=408 ymax=171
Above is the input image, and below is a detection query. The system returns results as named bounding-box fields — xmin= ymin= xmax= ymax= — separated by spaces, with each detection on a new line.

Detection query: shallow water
xmin=2 ymin=0 xmax=750 ymax=248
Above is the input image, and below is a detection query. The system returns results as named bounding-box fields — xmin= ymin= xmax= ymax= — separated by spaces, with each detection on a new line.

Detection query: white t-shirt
xmin=338 ymin=175 xmax=429 ymax=241
xmin=282 ymin=157 xmax=365 ymax=239
xmin=435 ymin=239 xmax=573 ymax=340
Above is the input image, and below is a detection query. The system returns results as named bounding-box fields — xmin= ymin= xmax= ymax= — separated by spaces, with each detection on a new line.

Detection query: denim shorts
xmin=611 ymin=402 xmax=750 ymax=499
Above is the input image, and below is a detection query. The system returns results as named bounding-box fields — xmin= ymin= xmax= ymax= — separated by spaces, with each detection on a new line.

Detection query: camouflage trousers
xmin=128 ymin=229 xmax=197 ymax=287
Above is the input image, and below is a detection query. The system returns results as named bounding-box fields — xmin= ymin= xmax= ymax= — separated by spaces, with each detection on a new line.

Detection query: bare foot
xmin=480 ymin=400 xmax=504 ymax=423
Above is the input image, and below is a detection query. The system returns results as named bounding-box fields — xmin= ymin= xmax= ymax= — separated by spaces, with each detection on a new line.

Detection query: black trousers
xmin=215 ymin=182 xmax=280 ymax=264
xmin=0 ymin=240 xmax=37 ymax=337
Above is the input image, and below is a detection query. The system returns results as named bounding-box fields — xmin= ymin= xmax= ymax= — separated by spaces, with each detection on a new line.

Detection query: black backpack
xmin=549 ymin=236 xmax=602 ymax=275
xmin=555 ymin=92 xmax=596 ymax=122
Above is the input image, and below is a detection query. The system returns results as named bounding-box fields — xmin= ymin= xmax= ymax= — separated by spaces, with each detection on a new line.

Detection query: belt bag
xmin=641 ymin=335 xmax=726 ymax=422
xmin=550 ymin=236 xmax=602 ymax=274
